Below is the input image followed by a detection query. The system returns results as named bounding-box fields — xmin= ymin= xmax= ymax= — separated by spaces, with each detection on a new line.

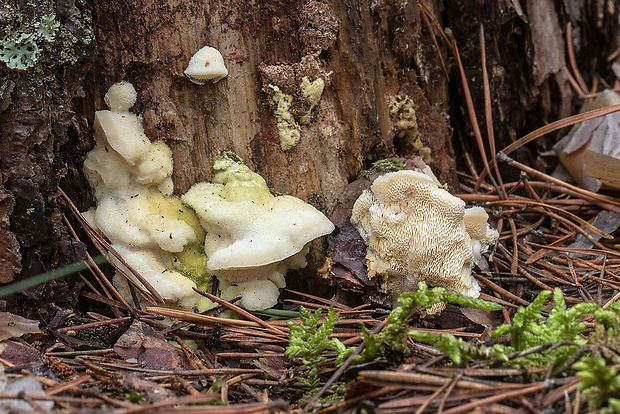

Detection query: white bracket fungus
xmin=82 ymin=81 xmax=211 ymax=311
xmin=184 ymin=46 xmax=228 ymax=84
xmin=351 ymin=170 xmax=498 ymax=303
xmin=83 ymin=82 xmax=333 ymax=313
xmin=182 ymin=154 xmax=335 ymax=310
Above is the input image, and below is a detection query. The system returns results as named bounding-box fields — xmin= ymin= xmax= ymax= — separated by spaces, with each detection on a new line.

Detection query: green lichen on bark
xmin=0 ymin=0 xmax=93 ymax=76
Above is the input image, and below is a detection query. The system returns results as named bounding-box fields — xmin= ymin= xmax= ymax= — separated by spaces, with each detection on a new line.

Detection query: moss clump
xmin=285 ymin=306 xmax=351 ymax=390
xmin=269 ymin=85 xmax=301 ymax=151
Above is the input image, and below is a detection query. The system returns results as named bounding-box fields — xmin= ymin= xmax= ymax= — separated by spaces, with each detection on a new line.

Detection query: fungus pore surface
xmin=351 ymin=170 xmax=498 ymax=303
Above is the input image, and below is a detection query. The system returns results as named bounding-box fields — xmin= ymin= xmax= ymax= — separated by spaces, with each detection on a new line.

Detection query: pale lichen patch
xmin=0 ymin=14 xmax=59 ymax=71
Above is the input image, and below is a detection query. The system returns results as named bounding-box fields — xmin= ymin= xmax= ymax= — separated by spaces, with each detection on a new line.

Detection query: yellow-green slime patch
xmin=269 ymin=85 xmax=301 ymax=151
xmin=299 ymin=76 xmax=325 ymax=124
xmin=171 ymin=243 xmax=211 ymax=291
xmin=212 ymin=152 xmax=273 ymax=203
xmin=388 ymin=95 xmax=432 ymax=164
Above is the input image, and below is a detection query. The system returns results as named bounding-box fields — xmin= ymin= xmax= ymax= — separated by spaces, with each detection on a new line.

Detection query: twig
xmin=441 ymin=382 xmax=548 ymax=414
xmin=193 ymin=289 xmax=287 ymax=336
xmin=498 ymin=152 xmax=620 ymax=207
xmin=304 ymin=319 xmax=389 ymax=411
xmin=500 ymin=105 xmax=620 ymax=156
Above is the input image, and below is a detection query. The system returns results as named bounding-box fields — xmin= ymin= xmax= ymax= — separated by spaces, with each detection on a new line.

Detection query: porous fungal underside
xmin=351 ymin=170 xmax=498 ymax=301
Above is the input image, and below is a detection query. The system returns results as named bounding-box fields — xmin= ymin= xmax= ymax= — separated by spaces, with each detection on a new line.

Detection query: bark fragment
xmin=0 ymin=186 xmax=20 ymax=283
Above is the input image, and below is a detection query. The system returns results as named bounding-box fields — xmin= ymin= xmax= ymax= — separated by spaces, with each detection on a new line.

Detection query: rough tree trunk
xmin=0 ymin=0 xmax=616 ymax=318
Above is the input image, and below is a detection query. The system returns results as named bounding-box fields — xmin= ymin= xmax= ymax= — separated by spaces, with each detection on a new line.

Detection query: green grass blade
xmin=0 ymin=255 xmax=108 ymax=298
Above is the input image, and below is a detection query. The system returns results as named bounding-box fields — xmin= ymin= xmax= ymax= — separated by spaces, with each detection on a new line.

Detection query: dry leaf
xmin=554 ymin=90 xmax=620 ymax=192
xmin=0 ymin=312 xmax=39 ymax=342
xmin=114 ymin=320 xmax=190 ymax=370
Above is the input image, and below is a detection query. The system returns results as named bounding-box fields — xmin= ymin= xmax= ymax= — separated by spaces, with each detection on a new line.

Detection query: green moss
xmin=370 ymin=158 xmax=406 ymax=173
xmin=574 ymin=356 xmax=620 ymax=413
xmin=211 ymin=153 xmax=273 ymax=204
xmin=299 ymin=76 xmax=325 ymax=124
xmin=269 ymin=85 xmax=301 ymax=151
xmin=285 ymin=306 xmax=351 ymax=391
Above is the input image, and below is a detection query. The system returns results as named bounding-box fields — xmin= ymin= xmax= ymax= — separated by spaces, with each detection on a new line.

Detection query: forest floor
xmin=3 ymin=125 xmax=620 ymax=413
xmin=3 ymin=9 xmax=620 ymax=414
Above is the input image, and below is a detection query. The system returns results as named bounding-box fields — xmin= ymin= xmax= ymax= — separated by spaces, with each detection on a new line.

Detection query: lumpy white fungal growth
xmin=82 ymin=81 xmax=211 ymax=311
xmin=104 ymin=81 xmax=138 ymax=112
xmin=182 ymin=154 xmax=335 ymax=310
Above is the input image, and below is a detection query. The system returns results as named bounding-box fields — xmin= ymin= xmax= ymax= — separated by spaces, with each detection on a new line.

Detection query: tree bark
xmin=0 ymin=0 xmax=617 ymax=316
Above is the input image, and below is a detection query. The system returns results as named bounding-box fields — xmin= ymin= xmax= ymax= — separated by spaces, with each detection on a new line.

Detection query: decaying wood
xmin=85 ymin=0 xmax=455 ymax=204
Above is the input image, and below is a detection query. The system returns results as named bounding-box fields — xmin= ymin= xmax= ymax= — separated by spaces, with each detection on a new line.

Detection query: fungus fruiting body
xmin=182 ymin=154 xmax=335 ymax=310
xmin=184 ymin=46 xmax=228 ymax=84
xmin=299 ymin=76 xmax=325 ymax=124
xmin=84 ymin=83 xmax=334 ymax=312
xmin=83 ymin=81 xmax=211 ymax=311
xmin=351 ymin=170 xmax=498 ymax=303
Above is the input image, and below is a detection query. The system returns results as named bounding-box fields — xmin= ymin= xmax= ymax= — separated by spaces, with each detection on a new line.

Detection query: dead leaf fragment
xmin=0 ymin=186 xmax=21 ymax=283
xmin=122 ymin=373 xmax=173 ymax=403
xmin=114 ymin=320 xmax=190 ymax=370
xmin=554 ymin=90 xmax=620 ymax=192
xmin=0 ymin=312 xmax=39 ymax=342
xmin=0 ymin=341 xmax=41 ymax=366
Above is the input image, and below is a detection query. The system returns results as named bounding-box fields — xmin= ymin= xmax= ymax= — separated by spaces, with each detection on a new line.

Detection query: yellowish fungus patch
xmin=299 ymin=76 xmax=325 ymax=124
xmin=269 ymin=85 xmax=301 ymax=150
xmin=389 ymin=95 xmax=432 ymax=164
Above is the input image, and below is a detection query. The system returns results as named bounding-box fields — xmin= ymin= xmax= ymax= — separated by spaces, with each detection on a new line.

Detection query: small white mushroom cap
xmin=104 ymin=81 xmax=138 ymax=112
xmin=221 ymin=280 xmax=281 ymax=311
xmin=184 ymin=46 xmax=228 ymax=84
xmin=351 ymin=170 xmax=498 ymax=301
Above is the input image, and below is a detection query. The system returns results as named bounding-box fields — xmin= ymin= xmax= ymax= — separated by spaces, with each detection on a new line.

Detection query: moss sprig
xmin=360 ymin=282 xmax=502 ymax=361
xmin=285 ymin=306 xmax=351 ymax=389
